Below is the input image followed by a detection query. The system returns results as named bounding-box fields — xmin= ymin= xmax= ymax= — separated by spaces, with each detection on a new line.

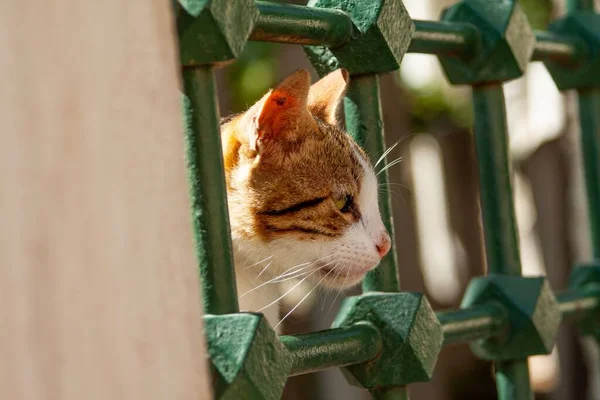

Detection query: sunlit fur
xmin=220 ymin=69 xmax=390 ymax=329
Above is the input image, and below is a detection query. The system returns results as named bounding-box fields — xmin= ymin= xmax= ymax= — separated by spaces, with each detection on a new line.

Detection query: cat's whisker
xmin=256 ymin=260 xmax=273 ymax=279
xmin=377 ymin=156 xmax=404 ymax=176
xmin=280 ymin=257 xmax=338 ymax=281
xmin=270 ymin=269 xmax=314 ymax=283
xmin=244 ymin=254 xmax=275 ymax=270
xmin=321 ymin=265 xmax=345 ymax=311
xmin=379 ymin=182 xmax=412 ymax=192
xmin=374 ymin=140 xmax=401 ymax=169
xmin=256 ymin=265 xmax=326 ymax=312
xmin=378 ymin=187 xmax=403 ymax=199
xmin=275 ymin=263 xmax=340 ymax=330
xmin=379 ymin=187 xmax=409 ymax=209
xmin=373 ymin=131 xmax=416 ymax=169
xmin=240 ymin=257 xmax=336 ymax=298
xmin=276 ymin=254 xmax=336 ymax=279
xmin=327 ymin=266 xmax=350 ymax=313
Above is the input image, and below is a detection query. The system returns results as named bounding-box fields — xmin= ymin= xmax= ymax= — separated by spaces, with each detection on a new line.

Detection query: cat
xmin=220 ymin=68 xmax=391 ymax=330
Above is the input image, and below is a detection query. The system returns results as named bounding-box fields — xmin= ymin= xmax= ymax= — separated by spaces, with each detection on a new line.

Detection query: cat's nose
xmin=375 ymin=232 xmax=391 ymax=258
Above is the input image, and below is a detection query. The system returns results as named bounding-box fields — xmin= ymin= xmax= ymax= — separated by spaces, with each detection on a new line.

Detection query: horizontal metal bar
xmin=280 ymin=286 xmax=600 ymax=376
xmin=556 ymin=286 xmax=600 ymax=319
xmin=437 ymin=303 xmax=508 ymax=345
xmin=250 ymin=5 xmax=591 ymax=67
xmin=280 ymin=323 xmax=382 ymax=376
xmin=251 ymin=1 xmax=353 ymax=47
xmin=532 ymin=31 xmax=588 ymax=64
xmin=408 ymin=20 xmax=479 ymax=58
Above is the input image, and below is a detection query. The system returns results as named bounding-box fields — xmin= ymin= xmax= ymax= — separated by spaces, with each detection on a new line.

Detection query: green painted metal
xmin=576 ymin=89 xmax=600 ymax=255
xmin=557 ymin=285 xmax=600 ymax=319
xmin=331 ymin=73 xmax=412 ymax=399
xmin=245 ymin=2 xmax=593 ymax=70
xmin=567 ymin=264 xmax=600 ymax=338
xmin=461 ymin=275 xmax=561 ymax=360
xmin=204 ymin=313 xmax=291 ymax=400
xmin=471 ymin=86 xmax=521 ymax=276
xmin=333 ymin=292 xmax=443 ymax=388
xmin=182 ymin=67 xmax=239 ymax=316
xmin=370 ymin=387 xmax=410 ymax=400
xmin=544 ymin=13 xmax=600 ymax=90
xmin=532 ymin=31 xmax=587 ymax=64
xmin=409 ymin=20 xmax=479 ymax=58
xmin=175 ymin=0 xmax=259 ymax=66
xmin=470 ymin=84 xmax=526 ymax=400
xmin=344 ymin=75 xmax=400 ymax=293
xmin=304 ymin=0 xmax=414 ymax=76
xmin=280 ymin=323 xmax=382 ymax=376
xmin=437 ymin=303 xmax=507 ymax=345
xmin=495 ymin=361 xmax=534 ymax=400
xmin=251 ymin=1 xmax=353 ymax=47
xmin=439 ymin=0 xmax=534 ymax=85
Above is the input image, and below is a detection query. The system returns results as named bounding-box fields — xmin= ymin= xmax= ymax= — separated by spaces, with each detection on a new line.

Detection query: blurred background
xmin=216 ymin=0 xmax=600 ymax=398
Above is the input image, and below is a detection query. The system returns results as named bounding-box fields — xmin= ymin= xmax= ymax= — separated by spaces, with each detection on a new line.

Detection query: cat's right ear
xmin=307 ymin=68 xmax=349 ymax=125
xmin=244 ymin=69 xmax=315 ymax=154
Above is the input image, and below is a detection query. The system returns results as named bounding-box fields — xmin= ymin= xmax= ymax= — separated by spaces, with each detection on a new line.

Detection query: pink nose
xmin=376 ymin=233 xmax=391 ymax=258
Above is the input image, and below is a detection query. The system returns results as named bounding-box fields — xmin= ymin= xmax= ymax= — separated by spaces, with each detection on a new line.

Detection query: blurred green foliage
xmin=520 ymin=0 xmax=553 ymax=29
xmin=227 ymin=42 xmax=281 ymax=112
xmin=407 ymin=84 xmax=473 ymax=131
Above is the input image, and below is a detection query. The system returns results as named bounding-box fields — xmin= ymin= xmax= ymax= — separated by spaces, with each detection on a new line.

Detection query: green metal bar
xmin=556 ymin=286 xmax=600 ymax=319
xmin=408 ymin=20 xmax=479 ymax=58
xmin=576 ymin=89 xmax=600 ymax=258
xmin=344 ymin=74 xmax=406 ymax=399
xmin=344 ymin=74 xmax=400 ymax=293
xmin=472 ymin=85 xmax=532 ymax=400
xmin=280 ymin=323 xmax=382 ymax=376
xmin=370 ymin=387 xmax=410 ymax=400
xmin=472 ymin=86 xmax=521 ymax=277
xmin=532 ymin=31 xmax=588 ymax=64
xmin=495 ymin=361 xmax=533 ymax=400
xmin=182 ymin=67 xmax=239 ymax=315
xmin=249 ymin=3 xmax=590 ymax=68
xmin=250 ymin=1 xmax=353 ymax=47
xmin=437 ymin=303 xmax=508 ymax=345
xmin=276 ymin=284 xmax=599 ymax=377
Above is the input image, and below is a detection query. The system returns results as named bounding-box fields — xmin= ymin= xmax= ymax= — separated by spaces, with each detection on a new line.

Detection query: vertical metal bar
xmin=370 ymin=387 xmax=410 ymax=400
xmin=344 ymin=74 xmax=400 ymax=293
xmin=569 ymin=0 xmax=600 ymax=257
xmin=576 ymin=89 xmax=600 ymax=257
xmin=472 ymin=86 xmax=521 ymax=276
xmin=344 ymin=73 xmax=407 ymax=400
xmin=472 ymin=85 xmax=533 ymax=400
xmin=181 ymin=66 xmax=239 ymax=315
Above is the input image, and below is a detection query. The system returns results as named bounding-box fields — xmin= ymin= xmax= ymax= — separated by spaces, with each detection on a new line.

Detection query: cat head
xmin=222 ymin=69 xmax=391 ymax=291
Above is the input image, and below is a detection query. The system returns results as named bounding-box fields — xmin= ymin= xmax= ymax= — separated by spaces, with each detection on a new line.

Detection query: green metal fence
xmin=175 ymin=0 xmax=600 ymax=398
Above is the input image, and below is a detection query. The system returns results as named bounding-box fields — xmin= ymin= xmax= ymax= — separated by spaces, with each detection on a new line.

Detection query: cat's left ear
xmin=307 ymin=69 xmax=349 ymax=125
xmin=247 ymin=69 xmax=314 ymax=153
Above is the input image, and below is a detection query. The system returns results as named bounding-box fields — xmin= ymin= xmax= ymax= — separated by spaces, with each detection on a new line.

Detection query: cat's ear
xmin=246 ymin=69 xmax=314 ymax=153
xmin=307 ymin=69 xmax=349 ymax=125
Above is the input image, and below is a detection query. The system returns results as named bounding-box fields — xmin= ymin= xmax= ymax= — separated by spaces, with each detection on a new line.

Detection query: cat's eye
xmin=334 ymin=195 xmax=353 ymax=213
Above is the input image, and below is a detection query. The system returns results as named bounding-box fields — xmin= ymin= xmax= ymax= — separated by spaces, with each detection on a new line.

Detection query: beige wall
xmin=0 ymin=1 xmax=210 ymax=399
